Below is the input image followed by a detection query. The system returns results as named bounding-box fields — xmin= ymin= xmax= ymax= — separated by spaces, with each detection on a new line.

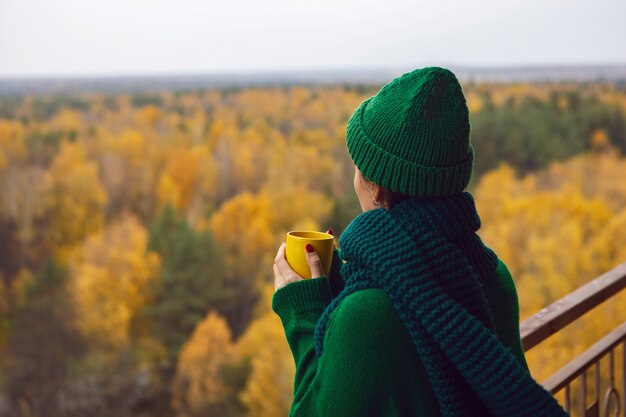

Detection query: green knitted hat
xmin=346 ymin=67 xmax=473 ymax=197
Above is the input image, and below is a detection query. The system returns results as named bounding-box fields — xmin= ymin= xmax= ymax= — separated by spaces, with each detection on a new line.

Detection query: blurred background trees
xmin=1 ymin=82 xmax=625 ymax=416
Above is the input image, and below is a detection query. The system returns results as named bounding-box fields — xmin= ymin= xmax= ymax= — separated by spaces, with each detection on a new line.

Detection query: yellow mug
xmin=285 ymin=231 xmax=334 ymax=279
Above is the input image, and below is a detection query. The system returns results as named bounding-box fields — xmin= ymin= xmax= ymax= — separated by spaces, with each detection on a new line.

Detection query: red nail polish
xmin=328 ymin=228 xmax=334 ymax=236
xmin=305 ymin=243 xmax=314 ymax=253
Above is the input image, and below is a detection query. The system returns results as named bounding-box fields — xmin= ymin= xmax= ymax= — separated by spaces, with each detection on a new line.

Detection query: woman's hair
xmin=358 ymin=170 xmax=412 ymax=210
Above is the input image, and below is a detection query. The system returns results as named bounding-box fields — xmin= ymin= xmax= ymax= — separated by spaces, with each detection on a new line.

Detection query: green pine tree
xmin=141 ymin=205 xmax=238 ymax=361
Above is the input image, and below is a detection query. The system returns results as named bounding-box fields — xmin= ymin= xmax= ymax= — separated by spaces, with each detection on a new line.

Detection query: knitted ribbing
xmin=345 ymin=67 xmax=474 ymax=197
xmin=313 ymin=193 xmax=568 ymax=417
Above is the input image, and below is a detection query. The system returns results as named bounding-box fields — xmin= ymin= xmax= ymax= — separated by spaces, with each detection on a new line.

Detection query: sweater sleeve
xmin=273 ymin=284 xmax=421 ymax=417
xmin=272 ymin=277 xmax=367 ymax=416
xmin=272 ymin=277 xmax=333 ymax=365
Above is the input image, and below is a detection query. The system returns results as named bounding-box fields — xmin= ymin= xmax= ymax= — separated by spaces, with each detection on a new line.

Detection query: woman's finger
xmin=274 ymin=243 xmax=296 ymax=276
xmin=273 ymin=264 xmax=285 ymax=291
xmin=305 ymin=244 xmax=324 ymax=279
xmin=274 ymin=242 xmax=303 ymax=285
xmin=326 ymin=228 xmax=337 ymax=249
xmin=273 ymin=263 xmax=283 ymax=279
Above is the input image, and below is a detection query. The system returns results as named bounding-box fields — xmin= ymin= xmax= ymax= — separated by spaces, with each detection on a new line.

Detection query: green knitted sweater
xmin=273 ymin=258 xmax=527 ymax=417
xmin=273 ymin=193 xmax=567 ymax=416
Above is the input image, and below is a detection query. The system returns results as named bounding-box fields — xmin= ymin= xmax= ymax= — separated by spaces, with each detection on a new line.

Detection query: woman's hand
xmin=273 ymin=229 xmax=333 ymax=292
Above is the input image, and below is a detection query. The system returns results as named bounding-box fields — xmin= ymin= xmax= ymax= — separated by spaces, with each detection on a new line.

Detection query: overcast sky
xmin=0 ymin=0 xmax=625 ymax=78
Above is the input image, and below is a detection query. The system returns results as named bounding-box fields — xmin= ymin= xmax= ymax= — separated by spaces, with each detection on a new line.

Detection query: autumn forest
xmin=1 ymin=81 xmax=626 ymax=416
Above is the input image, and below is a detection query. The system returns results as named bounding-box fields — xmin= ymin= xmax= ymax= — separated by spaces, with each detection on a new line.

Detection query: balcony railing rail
xmin=520 ymin=262 xmax=626 ymax=417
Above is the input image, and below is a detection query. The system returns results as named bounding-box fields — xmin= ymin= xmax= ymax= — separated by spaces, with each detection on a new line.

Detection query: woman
xmin=272 ymin=67 xmax=568 ymax=417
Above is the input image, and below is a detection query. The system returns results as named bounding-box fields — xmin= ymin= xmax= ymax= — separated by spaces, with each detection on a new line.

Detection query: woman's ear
xmin=373 ymin=184 xmax=381 ymax=199
xmin=373 ymin=184 xmax=383 ymax=206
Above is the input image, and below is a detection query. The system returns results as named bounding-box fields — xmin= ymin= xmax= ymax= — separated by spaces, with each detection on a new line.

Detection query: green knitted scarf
xmin=313 ymin=192 xmax=568 ymax=417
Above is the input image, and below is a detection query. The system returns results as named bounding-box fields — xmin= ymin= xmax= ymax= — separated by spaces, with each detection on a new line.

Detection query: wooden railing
xmin=520 ymin=262 xmax=626 ymax=417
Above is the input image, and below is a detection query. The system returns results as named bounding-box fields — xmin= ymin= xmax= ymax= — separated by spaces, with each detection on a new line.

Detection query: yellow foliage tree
xmin=0 ymin=166 xmax=48 ymax=244
xmin=590 ymin=128 xmax=611 ymax=151
xmin=209 ymin=191 xmax=276 ymax=278
xmin=212 ymin=121 xmax=269 ymax=197
xmin=172 ymin=311 xmax=235 ymax=417
xmin=45 ymin=141 xmax=107 ymax=257
xmin=237 ymin=310 xmax=295 ymax=417
xmin=264 ymin=183 xmax=333 ymax=235
xmin=267 ymin=132 xmax=338 ymax=194
xmin=49 ymin=108 xmax=82 ymax=134
xmin=156 ymin=146 xmax=216 ymax=213
xmin=162 ymin=148 xmax=198 ymax=210
xmin=95 ymin=128 xmax=162 ymax=219
xmin=103 ymin=129 xmax=147 ymax=167
xmin=138 ymin=105 xmax=161 ymax=127
xmin=0 ymin=119 xmax=27 ymax=163
xmin=69 ymin=214 xmax=160 ymax=349
xmin=157 ymin=172 xmax=182 ymax=211
xmin=465 ymin=90 xmax=484 ymax=114
xmin=475 ymin=152 xmax=626 ymax=383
